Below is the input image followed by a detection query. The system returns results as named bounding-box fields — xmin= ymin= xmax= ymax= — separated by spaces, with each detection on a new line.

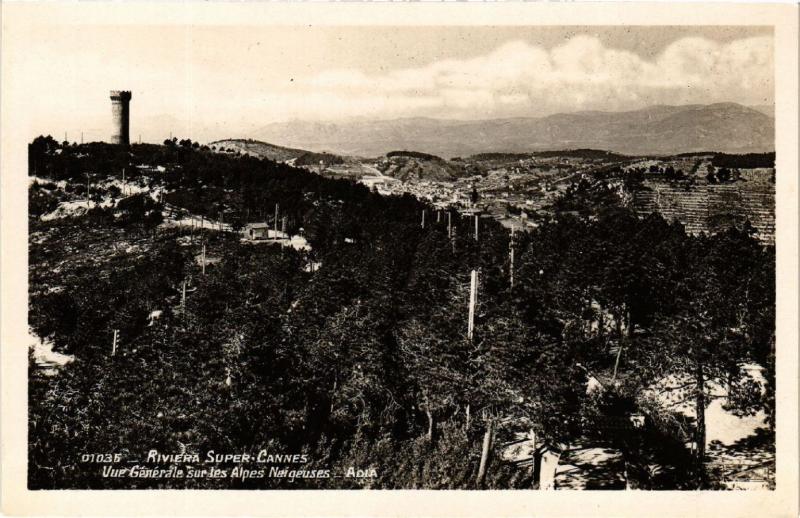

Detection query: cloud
xmin=300 ymin=35 xmax=773 ymax=120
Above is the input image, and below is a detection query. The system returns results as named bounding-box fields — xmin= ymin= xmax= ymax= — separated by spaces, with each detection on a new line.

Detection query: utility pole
xmin=85 ymin=173 xmax=91 ymax=208
xmin=81 ymin=132 xmax=84 ymax=144
xmin=448 ymin=211 xmax=452 ymax=238
xmin=474 ymin=214 xmax=479 ymax=241
xmin=509 ymin=226 xmax=516 ymax=289
xmin=274 ymin=203 xmax=279 ymax=238
xmin=201 ymin=243 xmax=206 ymax=275
xmin=421 ymin=209 xmax=426 ymax=229
xmin=111 ymin=329 xmax=119 ymax=356
xmin=468 ymin=269 xmax=478 ymax=341
xmin=181 ymin=280 xmax=187 ymax=313
xmin=282 ymin=216 xmax=287 ymax=238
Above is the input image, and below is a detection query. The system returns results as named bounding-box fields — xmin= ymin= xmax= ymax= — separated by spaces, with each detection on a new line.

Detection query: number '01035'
xmin=81 ymin=453 xmax=122 ymax=463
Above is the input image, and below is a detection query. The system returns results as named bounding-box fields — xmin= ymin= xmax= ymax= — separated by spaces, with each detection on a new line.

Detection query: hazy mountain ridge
xmin=250 ymin=103 xmax=774 ymax=158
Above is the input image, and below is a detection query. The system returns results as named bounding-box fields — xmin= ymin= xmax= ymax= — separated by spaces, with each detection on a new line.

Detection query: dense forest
xmin=28 ymin=136 xmax=775 ymax=489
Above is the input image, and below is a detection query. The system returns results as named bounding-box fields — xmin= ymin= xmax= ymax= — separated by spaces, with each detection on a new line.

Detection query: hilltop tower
xmin=110 ymin=90 xmax=132 ymax=145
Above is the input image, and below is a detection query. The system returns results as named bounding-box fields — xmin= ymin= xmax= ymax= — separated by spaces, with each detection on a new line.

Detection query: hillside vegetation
xmin=209 ymin=138 xmax=307 ymax=162
xmin=28 ymin=136 xmax=775 ymax=490
xmin=377 ymin=151 xmax=463 ymax=182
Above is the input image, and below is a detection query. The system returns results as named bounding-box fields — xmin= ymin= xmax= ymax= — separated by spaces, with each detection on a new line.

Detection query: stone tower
xmin=109 ymin=90 xmax=132 ymax=145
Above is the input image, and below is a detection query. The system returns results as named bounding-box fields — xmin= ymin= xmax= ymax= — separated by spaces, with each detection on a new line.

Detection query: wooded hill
xmin=209 ymin=138 xmax=308 ymax=162
xmin=28 ymin=136 xmax=775 ymax=490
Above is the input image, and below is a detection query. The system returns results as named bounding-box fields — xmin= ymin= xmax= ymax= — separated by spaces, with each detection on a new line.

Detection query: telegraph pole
xmin=448 ymin=212 xmax=452 ymax=238
xmin=474 ymin=214 xmax=479 ymax=241
xmin=509 ymin=226 xmax=516 ymax=289
xmin=111 ymin=329 xmax=119 ymax=356
xmin=85 ymin=173 xmax=91 ymax=208
xmin=201 ymin=244 xmax=206 ymax=275
xmin=468 ymin=270 xmax=478 ymax=341
xmin=274 ymin=203 xmax=279 ymax=238
xmin=181 ymin=281 xmax=187 ymax=312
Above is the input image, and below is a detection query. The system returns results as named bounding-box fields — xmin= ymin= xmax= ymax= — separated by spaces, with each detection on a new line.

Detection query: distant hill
xmin=208 ymin=139 xmax=307 ymax=162
xmin=386 ymin=150 xmax=444 ymax=161
xmin=377 ymin=151 xmax=463 ymax=182
xmin=293 ymin=151 xmax=345 ymax=167
xmin=749 ymin=104 xmax=774 ymax=118
xmin=251 ymin=103 xmax=774 ymax=158
xmin=464 ymin=153 xmax=535 ymax=162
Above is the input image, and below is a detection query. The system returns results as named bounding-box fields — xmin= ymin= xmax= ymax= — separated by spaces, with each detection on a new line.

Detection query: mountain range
xmin=248 ymin=103 xmax=774 ymax=158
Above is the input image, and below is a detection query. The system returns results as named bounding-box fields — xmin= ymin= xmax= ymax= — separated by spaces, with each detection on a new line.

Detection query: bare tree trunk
xmin=425 ymin=406 xmax=436 ymax=444
xmin=422 ymin=394 xmax=436 ymax=443
xmin=465 ymin=403 xmax=471 ymax=432
xmin=330 ymin=377 xmax=337 ymax=413
xmin=598 ymin=303 xmax=604 ymax=339
xmin=626 ymin=307 xmax=633 ymax=338
xmin=612 ymin=343 xmax=624 ymax=382
xmin=695 ymin=363 xmax=706 ymax=485
xmin=476 ymin=417 xmax=494 ymax=487
xmin=727 ymin=369 xmax=734 ymax=406
xmin=530 ymin=430 xmax=542 ymax=489
xmin=533 ymin=447 xmax=543 ymax=489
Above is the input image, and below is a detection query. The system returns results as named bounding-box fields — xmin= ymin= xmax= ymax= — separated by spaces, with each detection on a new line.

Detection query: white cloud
xmin=299 ymin=35 xmax=773 ymax=120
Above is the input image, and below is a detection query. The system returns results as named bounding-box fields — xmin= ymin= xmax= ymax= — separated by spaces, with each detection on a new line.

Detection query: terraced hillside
xmin=633 ymin=177 xmax=775 ymax=245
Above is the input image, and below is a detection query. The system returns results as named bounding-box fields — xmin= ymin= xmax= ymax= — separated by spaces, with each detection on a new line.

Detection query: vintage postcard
xmin=1 ymin=1 xmax=798 ymax=516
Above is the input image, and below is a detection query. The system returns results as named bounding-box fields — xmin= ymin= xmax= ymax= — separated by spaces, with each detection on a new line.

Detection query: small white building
xmin=242 ymin=222 xmax=272 ymax=240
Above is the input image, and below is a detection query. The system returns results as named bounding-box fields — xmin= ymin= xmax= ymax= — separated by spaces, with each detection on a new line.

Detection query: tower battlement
xmin=110 ymin=90 xmax=132 ymax=101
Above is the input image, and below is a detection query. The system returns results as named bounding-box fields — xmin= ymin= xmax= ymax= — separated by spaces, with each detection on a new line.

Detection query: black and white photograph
xmin=2 ymin=2 xmax=799 ymax=516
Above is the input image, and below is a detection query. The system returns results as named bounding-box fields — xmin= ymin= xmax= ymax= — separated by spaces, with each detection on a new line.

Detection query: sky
xmin=8 ymin=24 xmax=773 ymax=144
